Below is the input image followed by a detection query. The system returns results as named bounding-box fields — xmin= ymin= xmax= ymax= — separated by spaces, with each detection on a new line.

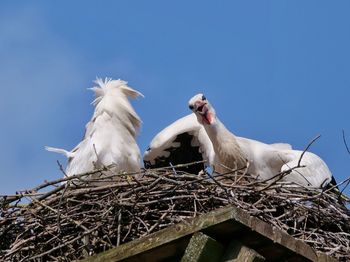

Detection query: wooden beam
xmin=180 ymin=232 xmax=224 ymax=262
xmin=222 ymin=240 xmax=265 ymax=262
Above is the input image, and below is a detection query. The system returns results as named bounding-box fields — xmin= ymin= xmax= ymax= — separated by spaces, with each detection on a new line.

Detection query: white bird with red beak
xmin=46 ymin=78 xmax=143 ymax=178
xmin=188 ymin=94 xmax=247 ymax=174
xmin=189 ymin=94 xmax=213 ymax=125
xmin=145 ymin=93 xmax=334 ymax=188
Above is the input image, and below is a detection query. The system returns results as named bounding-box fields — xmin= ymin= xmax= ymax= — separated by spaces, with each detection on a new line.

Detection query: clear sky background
xmin=1 ymin=1 xmax=349 ymax=196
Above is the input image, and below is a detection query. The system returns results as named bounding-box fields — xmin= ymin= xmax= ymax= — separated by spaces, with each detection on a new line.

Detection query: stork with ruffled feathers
xmin=46 ymin=78 xmax=143 ymax=178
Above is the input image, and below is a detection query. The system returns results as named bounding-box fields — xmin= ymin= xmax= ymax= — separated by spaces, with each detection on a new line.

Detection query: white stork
xmin=46 ymin=78 xmax=143 ymax=178
xmin=144 ymin=93 xmax=334 ymax=188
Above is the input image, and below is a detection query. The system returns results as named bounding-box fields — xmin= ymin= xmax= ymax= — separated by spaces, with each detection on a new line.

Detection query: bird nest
xmin=1 ymin=163 xmax=349 ymax=262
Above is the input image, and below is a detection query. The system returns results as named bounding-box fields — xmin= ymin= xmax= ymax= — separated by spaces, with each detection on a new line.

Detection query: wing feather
xmin=144 ymin=113 xmax=214 ymax=174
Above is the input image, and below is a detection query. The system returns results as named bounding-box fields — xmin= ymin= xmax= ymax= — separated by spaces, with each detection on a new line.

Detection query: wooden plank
xmin=79 ymin=205 xmax=335 ymax=262
xmin=180 ymin=232 xmax=224 ymax=262
xmin=222 ymin=240 xmax=265 ymax=262
xmin=316 ymin=252 xmax=339 ymax=262
xmin=81 ymin=206 xmax=240 ymax=262
xmin=247 ymin=215 xmax=318 ymax=261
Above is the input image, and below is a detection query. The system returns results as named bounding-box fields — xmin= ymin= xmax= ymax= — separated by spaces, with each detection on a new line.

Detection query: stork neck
xmin=203 ymin=118 xmax=235 ymax=146
xmin=203 ymin=116 xmax=248 ymax=173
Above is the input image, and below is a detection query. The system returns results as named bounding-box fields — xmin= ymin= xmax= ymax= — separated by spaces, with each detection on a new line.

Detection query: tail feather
xmin=45 ymin=146 xmax=74 ymax=158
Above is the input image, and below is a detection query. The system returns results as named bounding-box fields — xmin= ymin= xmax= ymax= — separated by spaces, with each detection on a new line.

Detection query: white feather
xmin=45 ymin=146 xmax=74 ymax=158
xmin=46 ymin=78 xmax=143 ymax=179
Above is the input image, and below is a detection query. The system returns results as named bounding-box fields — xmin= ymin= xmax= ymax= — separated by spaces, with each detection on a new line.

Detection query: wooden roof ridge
xmin=81 ymin=205 xmax=338 ymax=262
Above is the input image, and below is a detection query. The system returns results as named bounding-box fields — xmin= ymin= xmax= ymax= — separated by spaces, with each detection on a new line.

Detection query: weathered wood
xmin=181 ymin=232 xmax=224 ymax=262
xmin=79 ymin=205 xmax=337 ymax=262
xmin=316 ymin=252 xmax=339 ymax=262
xmin=221 ymin=240 xmax=265 ymax=262
xmin=80 ymin=206 xmax=241 ymax=262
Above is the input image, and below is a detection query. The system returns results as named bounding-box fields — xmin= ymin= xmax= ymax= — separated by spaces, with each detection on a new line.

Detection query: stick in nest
xmin=0 ymin=161 xmax=349 ymax=261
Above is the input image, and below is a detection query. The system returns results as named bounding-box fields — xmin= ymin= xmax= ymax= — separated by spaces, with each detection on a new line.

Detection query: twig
xmin=342 ymin=129 xmax=350 ymax=155
xmin=116 ymin=210 xmax=122 ymax=247
xmin=29 ymin=197 xmax=89 ymax=232
xmin=57 ymin=160 xmax=68 ymax=178
xmin=298 ymin=134 xmax=321 ymax=167
xmin=29 ymin=225 xmax=102 ymax=261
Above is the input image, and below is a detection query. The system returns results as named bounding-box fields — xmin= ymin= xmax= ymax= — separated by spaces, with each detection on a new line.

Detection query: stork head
xmin=188 ymin=93 xmax=216 ymax=125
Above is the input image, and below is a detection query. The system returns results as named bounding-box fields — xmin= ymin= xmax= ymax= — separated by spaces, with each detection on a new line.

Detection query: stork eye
xmin=189 ymin=105 xmax=194 ymax=110
xmin=202 ymin=95 xmax=206 ymax=101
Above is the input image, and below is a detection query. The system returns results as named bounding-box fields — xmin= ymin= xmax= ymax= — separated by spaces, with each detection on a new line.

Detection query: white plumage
xmin=144 ymin=93 xmax=333 ymax=188
xmin=144 ymin=113 xmax=215 ymax=167
xmin=46 ymin=78 xmax=143 ymax=178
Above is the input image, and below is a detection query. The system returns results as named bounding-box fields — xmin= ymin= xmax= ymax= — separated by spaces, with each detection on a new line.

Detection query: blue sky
xmin=0 ymin=1 xmax=349 ymax=196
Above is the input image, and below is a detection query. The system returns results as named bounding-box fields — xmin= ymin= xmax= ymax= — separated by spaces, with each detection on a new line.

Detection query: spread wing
xmin=144 ymin=114 xmax=214 ymax=174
